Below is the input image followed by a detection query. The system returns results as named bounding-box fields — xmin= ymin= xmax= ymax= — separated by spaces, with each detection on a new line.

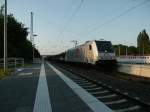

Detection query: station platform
xmin=33 ymin=62 xmax=113 ymax=112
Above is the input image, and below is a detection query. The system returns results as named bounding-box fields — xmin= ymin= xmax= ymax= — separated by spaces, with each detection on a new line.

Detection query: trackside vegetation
xmin=0 ymin=6 xmax=40 ymax=62
xmin=113 ymin=29 xmax=150 ymax=56
xmin=0 ymin=69 xmax=10 ymax=79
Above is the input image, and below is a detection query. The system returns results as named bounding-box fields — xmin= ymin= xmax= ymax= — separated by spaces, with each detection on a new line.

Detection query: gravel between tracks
xmin=52 ymin=62 xmax=150 ymax=104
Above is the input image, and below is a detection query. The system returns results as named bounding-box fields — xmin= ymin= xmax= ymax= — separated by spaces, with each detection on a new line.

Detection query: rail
xmin=56 ymin=65 xmax=150 ymax=111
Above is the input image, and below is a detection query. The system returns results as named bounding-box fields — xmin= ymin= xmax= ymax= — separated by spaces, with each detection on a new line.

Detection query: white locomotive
xmin=65 ymin=40 xmax=116 ymax=65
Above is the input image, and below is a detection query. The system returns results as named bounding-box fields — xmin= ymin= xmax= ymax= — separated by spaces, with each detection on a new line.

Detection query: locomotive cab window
xmin=89 ymin=45 xmax=92 ymax=50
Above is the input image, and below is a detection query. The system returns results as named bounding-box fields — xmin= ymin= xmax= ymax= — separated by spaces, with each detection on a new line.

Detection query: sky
xmin=0 ymin=0 xmax=150 ymax=55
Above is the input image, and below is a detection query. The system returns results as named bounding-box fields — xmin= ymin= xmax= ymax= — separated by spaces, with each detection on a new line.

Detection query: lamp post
xmin=118 ymin=46 xmax=120 ymax=56
xmin=4 ymin=0 xmax=7 ymax=70
xmin=33 ymin=34 xmax=37 ymax=62
xmin=30 ymin=12 xmax=37 ymax=63
xmin=126 ymin=46 xmax=128 ymax=56
xmin=139 ymin=47 xmax=140 ymax=56
xmin=142 ymin=43 xmax=144 ymax=56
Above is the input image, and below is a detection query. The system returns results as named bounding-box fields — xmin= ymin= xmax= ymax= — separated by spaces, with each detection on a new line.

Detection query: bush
xmin=0 ymin=69 xmax=10 ymax=79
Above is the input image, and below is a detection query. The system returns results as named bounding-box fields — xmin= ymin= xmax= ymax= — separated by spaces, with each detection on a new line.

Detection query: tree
xmin=0 ymin=10 xmax=40 ymax=62
xmin=128 ymin=46 xmax=137 ymax=55
xmin=0 ymin=5 xmax=4 ymax=15
xmin=113 ymin=29 xmax=150 ymax=56
xmin=113 ymin=44 xmax=128 ymax=56
xmin=113 ymin=44 xmax=138 ymax=56
xmin=137 ymin=29 xmax=150 ymax=55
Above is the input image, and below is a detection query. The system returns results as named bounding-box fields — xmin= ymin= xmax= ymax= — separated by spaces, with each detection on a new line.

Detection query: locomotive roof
xmin=68 ymin=40 xmax=112 ymax=51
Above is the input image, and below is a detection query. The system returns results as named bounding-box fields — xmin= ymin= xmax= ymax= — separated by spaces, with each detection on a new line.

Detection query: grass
xmin=0 ymin=69 xmax=10 ymax=79
xmin=0 ymin=62 xmax=35 ymax=80
xmin=24 ymin=63 xmax=32 ymax=67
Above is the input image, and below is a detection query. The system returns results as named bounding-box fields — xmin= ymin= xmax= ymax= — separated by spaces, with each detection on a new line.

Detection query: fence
xmin=0 ymin=58 xmax=24 ymax=69
xmin=33 ymin=58 xmax=41 ymax=63
xmin=117 ymin=56 xmax=150 ymax=64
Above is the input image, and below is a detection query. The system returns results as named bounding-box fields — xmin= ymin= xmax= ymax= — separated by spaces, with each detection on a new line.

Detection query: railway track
xmin=54 ymin=64 xmax=150 ymax=112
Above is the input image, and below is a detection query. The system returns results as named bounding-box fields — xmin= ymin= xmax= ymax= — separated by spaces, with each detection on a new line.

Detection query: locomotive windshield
xmin=95 ymin=41 xmax=114 ymax=53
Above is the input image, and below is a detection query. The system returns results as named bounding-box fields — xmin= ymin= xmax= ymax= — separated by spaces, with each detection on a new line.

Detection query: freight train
xmin=48 ymin=40 xmax=116 ymax=65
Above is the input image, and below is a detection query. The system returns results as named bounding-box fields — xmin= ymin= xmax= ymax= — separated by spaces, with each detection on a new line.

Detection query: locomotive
xmin=65 ymin=40 xmax=116 ymax=65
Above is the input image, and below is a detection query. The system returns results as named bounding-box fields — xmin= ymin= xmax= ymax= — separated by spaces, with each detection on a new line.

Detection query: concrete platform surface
xmin=0 ymin=62 xmax=112 ymax=112
xmin=44 ymin=62 xmax=113 ymax=112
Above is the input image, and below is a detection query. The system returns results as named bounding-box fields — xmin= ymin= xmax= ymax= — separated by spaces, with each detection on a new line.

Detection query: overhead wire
xmin=56 ymin=0 xmax=84 ymax=52
xmin=57 ymin=0 xmax=84 ymax=39
xmin=87 ymin=0 xmax=150 ymax=36
xmin=87 ymin=0 xmax=138 ymax=30
xmin=55 ymin=0 xmax=149 ymax=53
xmin=57 ymin=0 xmax=139 ymax=43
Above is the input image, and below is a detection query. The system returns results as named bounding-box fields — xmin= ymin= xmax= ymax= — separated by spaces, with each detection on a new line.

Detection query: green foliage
xmin=137 ymin=29 xmax=150 ymax=54
xmin=113 ymin=44 xmax=127 ymax=55
xmin=113 ymin=29 xmax=150 ymax=56
xmin=0 ymin=69 xmax=10 ymax=79
xmin=0 ymin=5 xmax=4 ymax=15
xmin=128 ymin=46 xmax=138 ymax=55
xmin=0 ymin=10 xmax=40 ymax=62
xmin=113 ymin=44 xmax=138 ymax=56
